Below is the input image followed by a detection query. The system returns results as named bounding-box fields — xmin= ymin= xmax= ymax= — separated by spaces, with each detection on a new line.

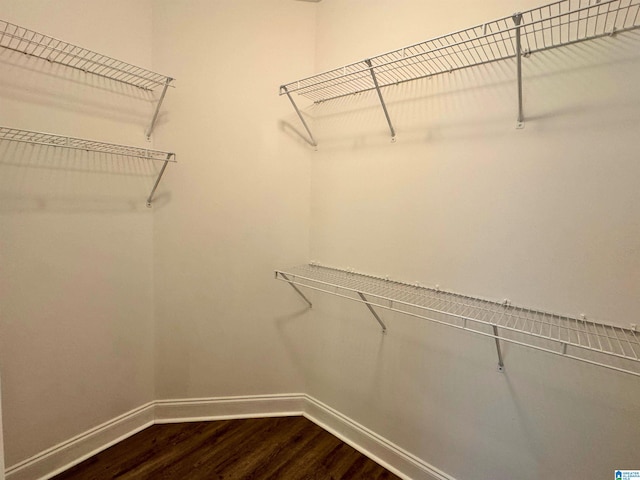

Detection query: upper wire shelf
xmin=0 ymin=127 xmax=175 ymax=162
xmin=276 ymin=264 xmax=640 ymax=378
xmin=281 ymin=0 xmax=640 ymax=103
xmin=0 ymin=19 xmax=172 ymax=90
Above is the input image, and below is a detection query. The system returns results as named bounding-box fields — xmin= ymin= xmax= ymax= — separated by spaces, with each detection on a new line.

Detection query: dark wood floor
xmin=52 ymin=416 xmax=402 ymax=479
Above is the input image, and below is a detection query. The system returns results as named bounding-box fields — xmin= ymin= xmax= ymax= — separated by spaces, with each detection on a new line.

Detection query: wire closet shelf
xmin=0 ymin=126 xmax=176 ymax=207
xmin=275 ymin=264 xmax=640 ymax=378
xmin=0 ymin=127 xmax=175 ymax=162
xmin=0 ymin=19 xmax=172 ymax=90
xmin=281 ymin=0 xmax=640 ymax=103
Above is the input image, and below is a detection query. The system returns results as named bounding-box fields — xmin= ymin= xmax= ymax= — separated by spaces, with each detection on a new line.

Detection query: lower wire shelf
xmin=275 ymin=264 xmax=640 ymax=377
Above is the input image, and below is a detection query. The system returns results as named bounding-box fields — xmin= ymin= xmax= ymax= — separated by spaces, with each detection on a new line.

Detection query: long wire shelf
xmin=0 ymin=19 xmax=172 ymax=91
xmin=276 ymin=264 xmax=640 ymax=378
xmin=282 ymin=0 xmax=640 ymax=102
xmin=279 ymin=0 xmax=640 ymax=144
xmin=0 ymin=126 xmax=175 ymax=206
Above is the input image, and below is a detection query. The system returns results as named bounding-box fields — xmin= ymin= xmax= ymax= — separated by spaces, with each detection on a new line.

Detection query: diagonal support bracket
xmin=492 ymin=324 xmax=505 ymax=372
xmin=281 ymin=85 xmax=318 ymax=148
xmin=146 ymin=153 xmax=174 ymax=208
xmin=513 ymin=13 xmax=525 ymax=129
xmin=278 ymin=272 xmax=313 ymax=308
xmin=146 ymin=78 xmax=174 ymax=140
xmin=365 ymin=59 xmax=396 ymax=142
xmin=357 ymin=292 xmax=387 ymax=334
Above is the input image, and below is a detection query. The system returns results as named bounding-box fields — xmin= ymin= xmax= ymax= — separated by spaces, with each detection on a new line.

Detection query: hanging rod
xmin=0 ymin=126 xmax=176 ymax=206
xmin=275 ymin=264 xmax=640 ymax=377
xmin=0 ymin=19 xmax=173 ymax=90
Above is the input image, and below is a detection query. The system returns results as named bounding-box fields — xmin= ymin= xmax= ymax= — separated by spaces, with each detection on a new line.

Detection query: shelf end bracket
xmin=365 ymin=59 xmax=397 ymax=142
xmin=146 ymin=153 xmax=173 ymax=207
xmin=357 ymin=292 xmax=387 ymax=334
xmin=278 ymin=272 xmax=313 ymax=308
xmin=513 ymin=13 xmax=525 ymax=129
xmin=146 ymin=78 xmax=173 ymax=140
xmin=281 ymin=85 xmax=318 ymax=148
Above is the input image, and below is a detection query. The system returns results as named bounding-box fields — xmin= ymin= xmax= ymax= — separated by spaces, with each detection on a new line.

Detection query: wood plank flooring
xmin=51 ymin=416 xmax=402 ymax=479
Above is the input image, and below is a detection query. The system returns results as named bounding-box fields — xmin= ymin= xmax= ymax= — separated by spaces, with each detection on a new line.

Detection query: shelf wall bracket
xmin=492 ymin=325 xmax=505 ymax=372
xmin=513 ymin=13 xmax=525 ymax=130
xmin=357 ymin=292 xmax=387 ymax=333
xmin=146 ymin=78 xmax=173 ymax=140
xmin=146 ymin=153 xmax=174 ymax=208
xmin=281 ymin=85 xmax=318 ymax=148
xmin=278 ymin=272 xmax=313 ymax=308
xmin=365 ymin=59 xmax=397 ymax=142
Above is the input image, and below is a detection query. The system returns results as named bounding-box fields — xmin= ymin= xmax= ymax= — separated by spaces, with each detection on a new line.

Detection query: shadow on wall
xmin=0 ymin=140 xmax=168 ymax=213
xmin=280 ymin=33 xmax=640 ymax=151
xmin=0 ymin=49 xmax=156 ymax=126
xmin=279 ymin=120 xmax=317 ymax=150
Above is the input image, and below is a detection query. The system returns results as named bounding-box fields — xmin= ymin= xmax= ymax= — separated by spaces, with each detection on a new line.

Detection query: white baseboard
xmin=5 ymin=394 xmax=455 ymax=480
xmin=302 ymin=396 xmax=455 ymax=480
xmin=154 ymin=393 xmax=306 ymax=423
xmin=5 ymin=402 xmax=155 ymax=480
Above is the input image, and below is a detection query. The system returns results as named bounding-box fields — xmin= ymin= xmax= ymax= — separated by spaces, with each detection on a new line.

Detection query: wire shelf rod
xmin=632 ymin=329 xmax=640 ymax=352
xmin=610 ymin=326 xmax=628 ymax=357
xmin=625 ymin=328 xmax=640 ymax=359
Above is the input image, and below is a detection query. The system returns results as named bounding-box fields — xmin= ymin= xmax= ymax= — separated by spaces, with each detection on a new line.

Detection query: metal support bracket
xmin=146 ymin=153 xmax=174 ymax=208
xmin=365 ymin=59 xmax=397 ymax=142
xmin=357 ymin=292 xmax=387 ymax=333
xmin=281 ymin=85 xmax=318 ymax=148
xmin=513 ymin=13 xmax=525 ymax=129
xmin=146 ymin=78 xmax=173 ymax=140
xmin=278 ymin=272 xmax=313 ymax=308
xmin=492 ymin=324 xmax=505 ymax=372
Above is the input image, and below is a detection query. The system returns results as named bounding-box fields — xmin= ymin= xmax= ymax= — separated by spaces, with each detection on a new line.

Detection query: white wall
xmin=0 ymin=0 xmax=156 ymax=467
xmin=298 ymin=1 xmax=640 ymax=479
xmin=151 ymin=0 xmax=315 ymax=399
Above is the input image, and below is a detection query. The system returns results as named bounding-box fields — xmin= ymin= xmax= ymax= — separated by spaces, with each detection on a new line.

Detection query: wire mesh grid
xmin=0 ymin=19 xmax=172 ymax=90
xmin=281 ymin=0 xmax=640 ymax=103
xmin=276 ymin=264 xmax=640 ymax=376
xmin=0 ymin=126 xmax=175 ymax=162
